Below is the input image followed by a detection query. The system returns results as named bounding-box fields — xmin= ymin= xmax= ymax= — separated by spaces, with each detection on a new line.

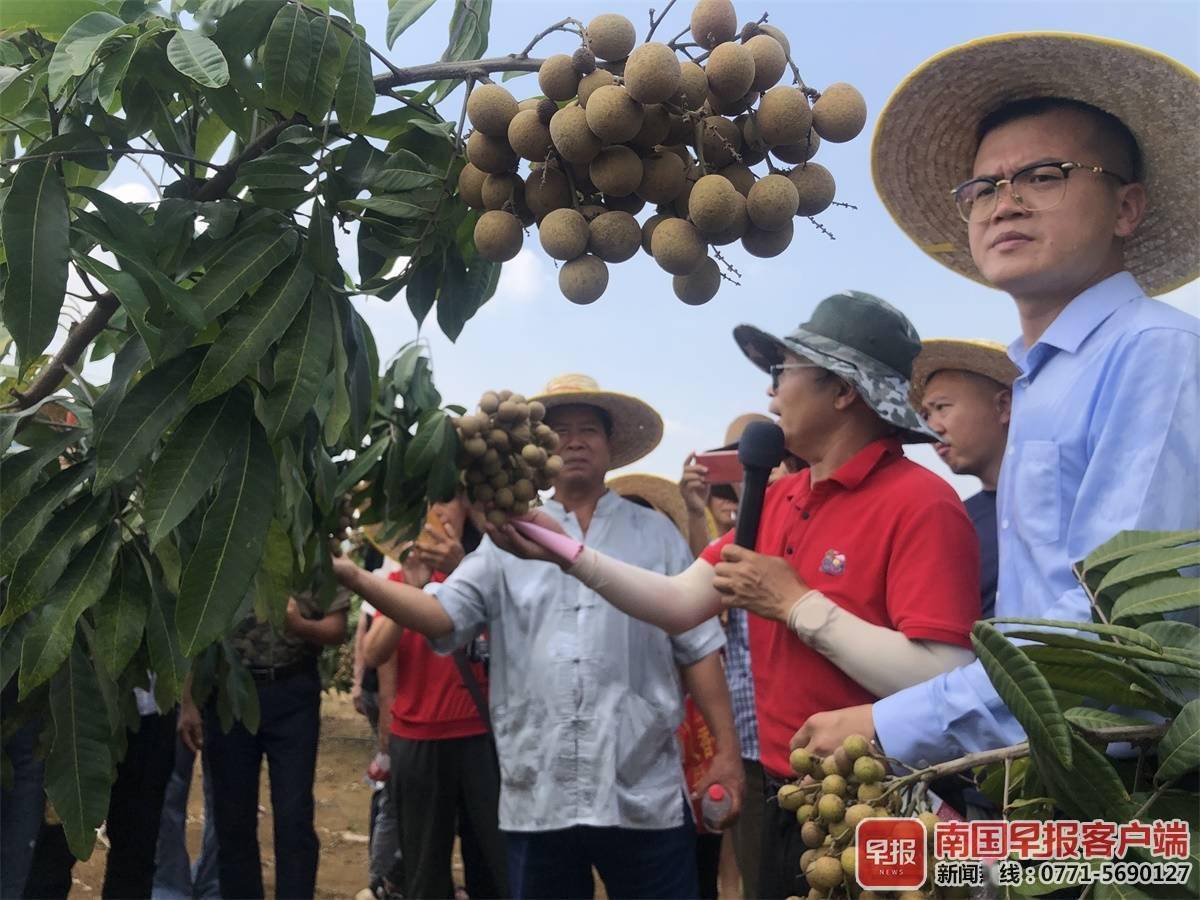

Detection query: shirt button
xmin=1007 ymin=447 xmax=1014 ymax=457
xmin=786 ymin=546 xmax=794 ymax=554
xmin=801 ymin=511 xmax=810 ymax=520
xmin=1002 ymin=519 xmax=1010 ymax=529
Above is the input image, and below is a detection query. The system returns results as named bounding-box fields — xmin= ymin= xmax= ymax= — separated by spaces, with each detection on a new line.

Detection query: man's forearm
xmin=569 ymin=551 xmax=722 ymax=633
xmin=340 ymin=564 xmax=455 ymax=638
xmin=687 ymin=512 xmax=711 ymax=558
xmin=289 ymin=610 xmax=347 ymax=646
xmin=680 ymin=652 xmax=740 ymax=759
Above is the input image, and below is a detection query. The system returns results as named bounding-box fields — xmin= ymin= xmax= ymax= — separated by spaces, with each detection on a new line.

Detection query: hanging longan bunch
xmin=455 ymin=390 xmax=564 ymax=527
xmin=459 ymin=0 xmax=866 ymax=307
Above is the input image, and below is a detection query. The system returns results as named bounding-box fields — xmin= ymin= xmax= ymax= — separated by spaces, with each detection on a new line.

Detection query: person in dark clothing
xmin=910 ymin=338 xmax=1019 ymax=618
xmin=21 ymin=692 xmax=177 ymax=899
xmin=178 ymin=591 xmax=349 ymax=899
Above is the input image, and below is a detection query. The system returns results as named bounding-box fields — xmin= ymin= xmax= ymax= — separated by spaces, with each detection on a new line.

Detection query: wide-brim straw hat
xmin=909 ymin=339 xmax=1021 ymax=407
xmin=530 ymin=374 xmax=663 ymax=469
xmin=872 ymin=32 xmax=1200 ymax=297
xmin=608 ymin=474 xmax=689 ymax=539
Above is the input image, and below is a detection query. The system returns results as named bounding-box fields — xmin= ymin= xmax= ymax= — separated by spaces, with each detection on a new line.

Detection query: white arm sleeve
xmin=787 ymin=591 xmax=976 ymax=697
xmin=568 ymin=548 xmax=722 ymax=634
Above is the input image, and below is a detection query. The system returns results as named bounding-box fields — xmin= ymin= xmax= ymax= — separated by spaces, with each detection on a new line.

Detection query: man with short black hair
xmin=795 ymin=34 xmax=1200 ymax=764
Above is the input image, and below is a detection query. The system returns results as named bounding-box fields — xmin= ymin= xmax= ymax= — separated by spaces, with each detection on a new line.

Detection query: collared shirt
xmin=875 ymin=272 xmax=1200 ymax=765
xmin=722 ymin=607 xmax=759 ymax=761
xmin=964 ymin=490 xmax=998 ymax=619
xmin=430 ymin=490 xmax=726 ymax=832
xmin=702 ymin=438 xmax=979 ymax=777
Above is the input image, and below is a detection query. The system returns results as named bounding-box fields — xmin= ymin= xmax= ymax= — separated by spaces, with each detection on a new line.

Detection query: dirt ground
xmin=73 ymin=691 xmax=402 ymax=899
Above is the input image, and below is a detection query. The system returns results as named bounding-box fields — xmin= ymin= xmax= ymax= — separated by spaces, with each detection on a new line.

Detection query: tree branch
xmin=374 ymin=55 xmax=615 ymax=92
xmin=0 ymin=147 xmax=227 ymax=170
xmin=7 ymin=116 xmax=301 ymax=411
xmin=645 ymin=0 xmax=678 ymax=42
xmin=516 ymin=18 xmax=585 ymax=59
xmin=893 ymin=723 xmax=1170 ymax=784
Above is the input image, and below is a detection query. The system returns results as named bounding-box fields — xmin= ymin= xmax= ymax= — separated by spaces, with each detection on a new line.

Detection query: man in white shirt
xmin=335 ymin=375 xmax=741 ymax=900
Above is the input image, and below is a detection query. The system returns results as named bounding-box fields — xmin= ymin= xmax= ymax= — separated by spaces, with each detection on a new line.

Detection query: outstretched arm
xmin=333 ymin=558 xmax=455 ymax=639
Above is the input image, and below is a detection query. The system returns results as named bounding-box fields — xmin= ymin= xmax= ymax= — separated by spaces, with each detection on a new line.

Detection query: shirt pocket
xmin=615 ymin=693 xmax=671 ymax=788
xmin=1014 ymin=440 xmax=1061 ymax=547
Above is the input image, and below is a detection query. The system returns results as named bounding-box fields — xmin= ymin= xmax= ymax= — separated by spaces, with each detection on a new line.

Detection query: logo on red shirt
xmin=820 ymin=548 xmax=846 ymax=576
xmin=857 ymin=818 xmax=927 ymax=890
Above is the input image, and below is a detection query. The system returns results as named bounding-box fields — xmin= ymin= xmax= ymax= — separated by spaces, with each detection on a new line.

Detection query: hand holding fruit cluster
xmin=779 ymin=734 xmax=945 ymax=899
xmin=461 ymin=0 xmax=866 ymax=306
xmin=455 ymin=391 xmax=564 ymax=526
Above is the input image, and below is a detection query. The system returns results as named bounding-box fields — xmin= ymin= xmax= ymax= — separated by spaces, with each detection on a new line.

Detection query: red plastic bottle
xmin=701 ymin=784 xmax=732 ymax=831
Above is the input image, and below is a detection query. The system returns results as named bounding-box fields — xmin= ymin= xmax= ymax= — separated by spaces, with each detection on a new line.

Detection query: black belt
xmin=246 ymin=658 xmax=316 ymax=682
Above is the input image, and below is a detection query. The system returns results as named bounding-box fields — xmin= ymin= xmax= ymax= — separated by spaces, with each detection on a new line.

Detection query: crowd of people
xmin=2 ymin=27 xmax=1197 ymax=900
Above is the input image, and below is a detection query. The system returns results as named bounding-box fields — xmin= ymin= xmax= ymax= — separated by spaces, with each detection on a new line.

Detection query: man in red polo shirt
xmin=484 ymin=291 xmax=981 ymax=898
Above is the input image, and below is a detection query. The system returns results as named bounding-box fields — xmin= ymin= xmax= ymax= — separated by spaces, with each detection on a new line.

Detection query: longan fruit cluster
xmin=779 ymin=735 xmax=946 ymax=899
xmin=461 ymin=0 xmax=865 ymax=307
xmin=456 ymin=390 xmax=563 ymax=526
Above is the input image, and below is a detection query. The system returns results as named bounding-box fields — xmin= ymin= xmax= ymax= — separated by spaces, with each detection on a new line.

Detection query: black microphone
xmin=734 ymin=421 xmax=786 ymax=549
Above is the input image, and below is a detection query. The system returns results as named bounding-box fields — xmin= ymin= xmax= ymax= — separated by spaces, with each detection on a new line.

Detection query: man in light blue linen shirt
xmin=793 ymin=34 xmax=1199 ymax=765
xmin=335 ymin=375 xmax=741 ymax=899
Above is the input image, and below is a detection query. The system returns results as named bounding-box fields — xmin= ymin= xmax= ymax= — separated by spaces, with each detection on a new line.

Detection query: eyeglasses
xmin=769 ymin=362 xmax=822 ymax=392
xmin=951 ymin=161 xmax=1130 ymax=224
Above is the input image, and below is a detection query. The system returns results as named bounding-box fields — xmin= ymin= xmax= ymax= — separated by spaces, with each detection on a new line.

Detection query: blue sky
xmin=346 ymin=0 xmax=1200 ymax=496
xmin=84 ymin=0 xmax=1200 ymax=496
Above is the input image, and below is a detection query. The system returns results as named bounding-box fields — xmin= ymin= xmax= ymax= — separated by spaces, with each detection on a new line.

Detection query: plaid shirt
xmin=723 ymin=607 xmax=759 ymax=761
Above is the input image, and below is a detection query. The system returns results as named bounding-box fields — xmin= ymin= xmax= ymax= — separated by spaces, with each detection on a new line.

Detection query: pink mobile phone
xmin=694 ymin=450 xmax=744 ymax=485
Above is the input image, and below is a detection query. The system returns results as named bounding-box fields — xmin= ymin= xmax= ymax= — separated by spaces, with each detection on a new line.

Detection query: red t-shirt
xmin=386 ymin=570 xmax=489 ymax=741
xmin=700 ymin=438 xmax=979 ymax=777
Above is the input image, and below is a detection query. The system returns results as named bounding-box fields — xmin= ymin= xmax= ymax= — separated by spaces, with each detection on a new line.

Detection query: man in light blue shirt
xmin=793 ymin=34 xmax=1199 ymax=765
xmin=336 ymin=375 xmax=740 ymax=899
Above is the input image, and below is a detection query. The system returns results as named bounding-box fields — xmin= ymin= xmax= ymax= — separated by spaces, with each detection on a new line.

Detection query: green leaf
xmin=218 ymin=643 xmax=261 ymax=733
xmin=176 ymin=419 xmax=276 ymax=656
xmin=386 ymin=0 xmax=437 ymax=47
xmin=1 ymin=159 xmax=70 ymax=367
xmin=0 ymin=430 xmax=74 ymax=516
xmin=1064 ymin=707 xmax=1153 ymax=731
xmin=144 ymin=563 xmax=187 ymax=709
xmin=1098 ymin=544 xmax=1200 ymax=594
xmin=1111 ymin=576 xmax=1200 ymax=622
xmin=304 ymin=198 xmax=337 ymax=278
xmin=18 ymin=525 xmax=120 ymax=696
xmin=261 ymin=3 xmax=310 ymax=116
xmin=1084 ymin=530 xmax=1200 ymax=575
xmin=323 ymin=294 xmax=351 ymax=447
xmin=166 ymin=28 xmax=230 ymax=88
xmin=972 ymin=621 xmax=1073 ymax=766
xmin=1023 ymin=645 xmax=1174 ymax=714
xmin=333 ymin=36 xmax=373 ymax=131
xmin=1002 ymin=630 xmax=1171 ymax=665
xmin=96 ymin=31 xmax=139 ymax=109
xmin=1 ymin=494 xmax=109 ymax=627
xmin=262 ymin=294 xmax=334 ymax=441
xmin=406 ymin=257 xmax=439 ymax=325
xmin=299 ymin=11 xmax=346 ymax=120
xmin=333 ymin=436 xmax=390 ymax=496
xmin=250 ymin=519 xmax=293 ymax=629
xmin=405 ymin=410 xmax=451 ymax=476
xmin=143 ymin=388 xmax=251 ymax=545
xmin=371 ymin=149 xmax=439 ymax=192
xmin=1157 ymin=699 xmax=1200 ymax=782
xmin=990 ymin=617 xmax=1163 ymax=651
xmin=46 ymin=11 xmax=124 ymax=98
xmin=428 ymin=0 xmax=491 ymax=103
xmin=94 ymin=348 xmax=204 ymax=490
xmin=91 ymin=550 xmax=150 ymax=678
xmin=190 ymin=257 xmax=314 ymax=403
xmin=90 ymin=335 xmax=148 ymax=434
xmin=44 ymin=643 xmax=112 ymax=860
xmin=0 ymin=461 xmax=94 ymax=576
xmin=1139 ymin=620 xmax=1200 ymax=652
xmin=188 ymin=230 xmax=298 ymax=323
xmin=437 ymin=252 xmax=498 ymax=341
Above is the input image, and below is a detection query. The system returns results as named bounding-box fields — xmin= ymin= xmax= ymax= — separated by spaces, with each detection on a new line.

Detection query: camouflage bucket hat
xmin=732 ymin=291 xmax=941 ymax=444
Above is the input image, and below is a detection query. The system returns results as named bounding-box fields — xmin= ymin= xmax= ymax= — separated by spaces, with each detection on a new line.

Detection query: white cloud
xmin=480 ymin=248 xmax=552 ymax=315
xmin=105 ymin=181 xmax=157 ymax=205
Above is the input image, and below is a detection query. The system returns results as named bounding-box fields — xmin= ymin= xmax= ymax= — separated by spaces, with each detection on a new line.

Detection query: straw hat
xmin=872 ymin=32 xmax=1200 ymax=297
xmin=530 ymin=374 xmax=663 ymax=469
xmin=909 ymin=339 xmax=1021 ymax=407
xmin=608 ymin=474 xmax=689 ymax=539
xmin=722 ymin=413 xmax=771 ymax=448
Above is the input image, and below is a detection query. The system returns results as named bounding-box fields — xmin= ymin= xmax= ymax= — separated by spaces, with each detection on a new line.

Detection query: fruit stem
xmin=514 ymin=18 xmax=587 ymax=59
xmin=644 ymin=0 xmax=679 ymax=43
